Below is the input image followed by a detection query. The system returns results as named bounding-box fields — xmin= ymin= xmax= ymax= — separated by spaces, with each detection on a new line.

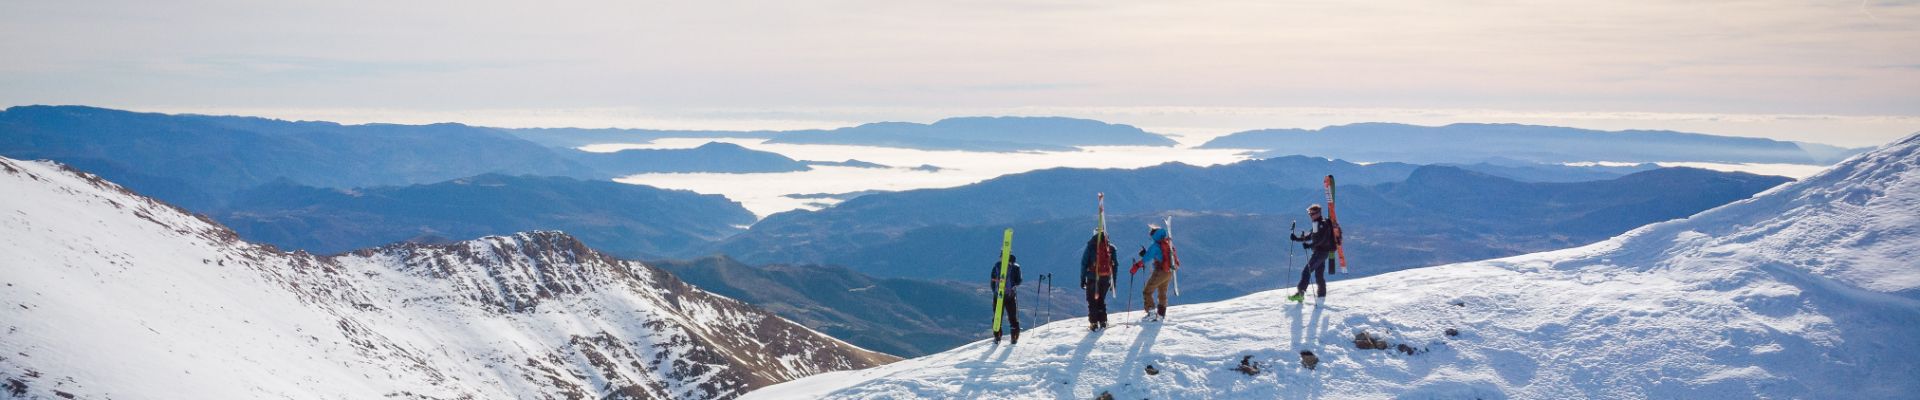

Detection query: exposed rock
xmin=1353 ymin=331 xmax=1392 ymax=350
xmin=1299 ymin=351 xmax=1320 ymax=370
xmin=1445 ymin=328 xmax=1460 ymax=337
xmin=1233 ymin=355 xmax=1261 ymax=376
xmin=1145 ymin=365 xmax=1160 ymax=375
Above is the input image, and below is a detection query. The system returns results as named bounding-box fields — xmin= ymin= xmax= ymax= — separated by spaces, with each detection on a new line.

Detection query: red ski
xmin=1324 ymin=175 xmax=1348 ymax=273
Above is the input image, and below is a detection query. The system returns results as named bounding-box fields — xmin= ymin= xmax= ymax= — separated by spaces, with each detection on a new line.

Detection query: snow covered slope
xmin=747 ymin=133 xmax=1920 ymax=399
xmin=0 ymin=158 xmax=896 ymax=399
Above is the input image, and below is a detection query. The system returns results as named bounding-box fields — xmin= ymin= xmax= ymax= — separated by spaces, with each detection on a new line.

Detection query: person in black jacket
xmin=1080 ymin=231 xmax=1117 ymax=331
xmin=990 ymin=254 xmax=1023 ymax=344
xmin=1288 ymin=204 xmax=1338 ymax=302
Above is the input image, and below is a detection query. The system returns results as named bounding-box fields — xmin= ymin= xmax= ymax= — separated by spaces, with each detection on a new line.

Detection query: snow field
xmin=0 ymin=158 xmax=894 ymax=399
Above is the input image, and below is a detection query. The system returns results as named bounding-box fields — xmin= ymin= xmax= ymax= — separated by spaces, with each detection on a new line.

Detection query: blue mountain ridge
xmin=1202 ymin=122 xmax=1867 ymax=165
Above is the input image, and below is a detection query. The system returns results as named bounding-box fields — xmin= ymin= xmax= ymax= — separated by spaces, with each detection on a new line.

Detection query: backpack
xmin=1094 ymin=237 xmax=1115 ymax=277
xmin=1156 ymin=236 xmax=1179 ymax=271
xmin=1009 ymin=263 xmax=1022 ymax=287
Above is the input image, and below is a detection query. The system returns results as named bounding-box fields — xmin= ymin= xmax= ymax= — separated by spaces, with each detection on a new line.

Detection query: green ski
xmin=991 ymin=228 xmax=1015 ymax=338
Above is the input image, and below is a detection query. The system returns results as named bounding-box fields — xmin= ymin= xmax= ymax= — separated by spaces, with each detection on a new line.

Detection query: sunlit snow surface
xmin=0 ymin=158 xmax=894 ymax=399
xmin=745 ymin=134 xmax=1920 ymax=399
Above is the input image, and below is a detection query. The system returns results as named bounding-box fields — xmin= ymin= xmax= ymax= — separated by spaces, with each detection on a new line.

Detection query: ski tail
xmin=1324 ymin=175 xmax=1348 ymax=273
xmin=1097 ymin=192 xmax=1106 ymax=235
xmin=1095 ymin=193 xmax=1113 ymax=277
xmin=991 ymin=228 xmax=1014 ymax=335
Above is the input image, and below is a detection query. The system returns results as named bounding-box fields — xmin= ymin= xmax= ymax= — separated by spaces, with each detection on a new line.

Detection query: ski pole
xmin=1043 ymin=274 xmax=1051 ymax=325
xmin=1289 ymin=220 xmax=1296 ymax=291
xmin=1127 ymin=262 xmax=1137 ymax=314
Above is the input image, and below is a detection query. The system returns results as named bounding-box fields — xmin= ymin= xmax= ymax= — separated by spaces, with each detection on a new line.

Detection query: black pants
xmin=1085 ymin=276 xmax=1112 ymax=324
xmin=996 ymin=294 xmax=1020 ymax=333
xmin=1297 ymin=250 xmax=1331 ymax=296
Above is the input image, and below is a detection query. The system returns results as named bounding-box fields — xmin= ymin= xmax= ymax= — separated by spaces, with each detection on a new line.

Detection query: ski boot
xmin=1287 ymin=291 xmax=1305 ymax=302
xmin=1010 ymin=329 xmax=1020 ymax=345
xmin=993 ymin=330 xmax=1002 ymax=344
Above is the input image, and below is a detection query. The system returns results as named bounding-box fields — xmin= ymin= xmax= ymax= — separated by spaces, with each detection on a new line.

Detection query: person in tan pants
xmin=1130 ymin=226 xmax=1178 ymax=321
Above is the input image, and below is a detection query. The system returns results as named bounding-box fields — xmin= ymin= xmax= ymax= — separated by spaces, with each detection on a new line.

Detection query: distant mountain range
xmin=0 ymin=106 xmax=834 ymax=204
xmin=217 ymin=174 xmax=755 ymax=258
xmin=804 ymin=159 xmax=891 ymax=169
xmin=711 ymin=157 xmax=1792 ymax=304
xmin=0 ymin=105 xmax=595 ymax=209
xmin=567 ymin=142 xmax=812 ymax=175
xmin=1200 ymin=122 xmax=1869 ymax=165
xmin=505 ymin=127 xmax=783 ymax=148
xmin=1443 ymin=158 xmax=1658 ymax=183
xmin=507 ymin=116 xmax=1179 ymax=153
xmin=0 ymin=106 xmax=782 ymax=256
xmin=764 ymin=116 xmax=1178 ymax=152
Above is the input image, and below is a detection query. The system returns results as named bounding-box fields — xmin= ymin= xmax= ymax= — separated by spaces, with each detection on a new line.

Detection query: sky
xmin=4 ymin=0 xmax=1919 ymax=147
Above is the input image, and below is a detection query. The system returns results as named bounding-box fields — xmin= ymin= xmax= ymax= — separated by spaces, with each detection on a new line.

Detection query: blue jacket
xmin=1143 ymin=229 xmax=1176 ymax=271
xmin=990 ymin=259 xmax=1022 ymax=292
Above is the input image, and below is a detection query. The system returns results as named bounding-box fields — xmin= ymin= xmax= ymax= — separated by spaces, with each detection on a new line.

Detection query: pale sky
xmin=4 ymin=0 xmax=1918 ymax=146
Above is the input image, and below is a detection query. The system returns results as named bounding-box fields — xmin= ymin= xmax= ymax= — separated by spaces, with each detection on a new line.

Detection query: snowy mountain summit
xmin=0 ymin=157 xmax=896 ymax=399
xmin=749 ymin=133 xmax=1920 ymax=399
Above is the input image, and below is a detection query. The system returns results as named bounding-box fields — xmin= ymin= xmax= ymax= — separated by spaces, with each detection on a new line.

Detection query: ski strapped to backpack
xmin=1096 ymin=194 xmax=1114 ymax=276
xmin=991 ymin=228 xmax=1014 ymax=338
xmin=1324 ymin=175 xmax=1348 ymax=273
xmin=1094 ymin=194 xmax=1114 ymax=298
xmin=1164 ymin=215 xmax=1181 ymax=296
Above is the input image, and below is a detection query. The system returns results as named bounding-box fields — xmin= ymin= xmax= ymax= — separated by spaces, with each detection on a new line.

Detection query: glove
xmin=1289 ymin=233 xmax=1301 ymax=241
xmin=1302 ymin=242 xmax=1312 ymax=249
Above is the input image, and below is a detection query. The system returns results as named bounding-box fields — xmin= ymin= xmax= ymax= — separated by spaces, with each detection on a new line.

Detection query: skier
xmin=1080 ymin=230 xmax=1117 ymax=330
xmin=1288 ymin=204 xmax=1338 ymax=302
xmin=990 ymin=254 xmax=1024 ymax=344
xmin=1131 ymin=225 xmax=1179 ymax=320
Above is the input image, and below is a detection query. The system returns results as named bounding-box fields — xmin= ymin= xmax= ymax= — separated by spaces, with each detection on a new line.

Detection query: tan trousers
xmin=1142 ymin=268 xmax=1173 ymax=312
